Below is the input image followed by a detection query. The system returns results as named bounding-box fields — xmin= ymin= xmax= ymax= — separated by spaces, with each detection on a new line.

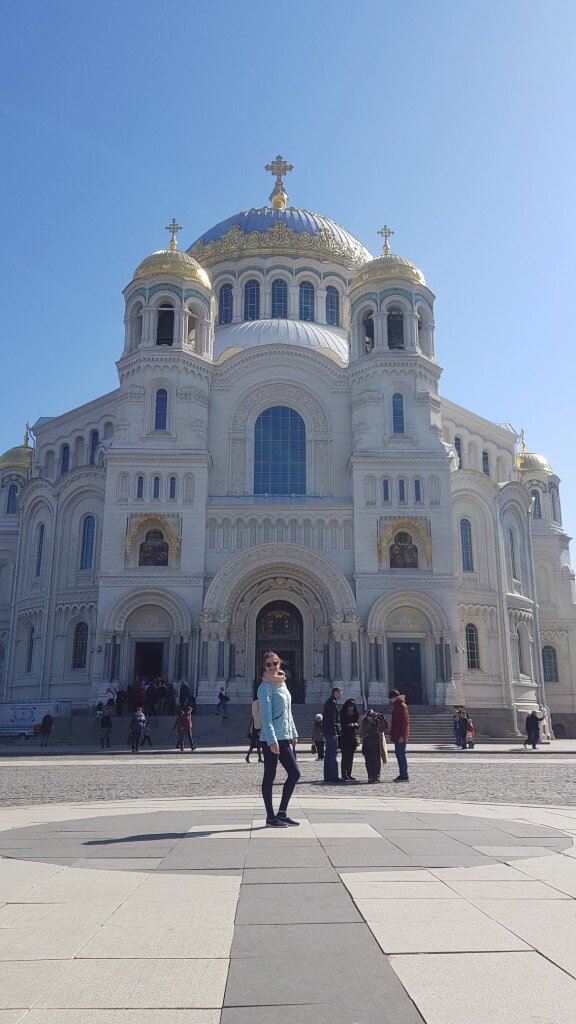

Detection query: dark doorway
xmin=255 ymin=601 xmax=305 ymax=703
xmin=134 ymin=642 xmax=164 ymax=680
xmin=390 ymin=642 xmax=423 ymax=704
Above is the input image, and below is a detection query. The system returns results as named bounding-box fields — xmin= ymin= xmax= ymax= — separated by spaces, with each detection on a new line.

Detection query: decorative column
xmin=365 ymin=632 xmax=387 ymax=704
xmin=373 ymin=311 xmax=387 ymax=350
xmin=406 ymin=311 xmax=419 ymax=352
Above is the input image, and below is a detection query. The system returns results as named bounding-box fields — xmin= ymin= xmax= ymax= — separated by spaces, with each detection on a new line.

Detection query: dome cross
xmin=265 ymin=154 xmax=293 ymax=210
xmin=165 ymin=218 xmax=182 ymax=252
xmin=377 ymin=224 xmax=394 ymax=255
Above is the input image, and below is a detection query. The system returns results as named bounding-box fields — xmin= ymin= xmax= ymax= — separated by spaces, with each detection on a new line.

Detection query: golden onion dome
xmin=0 ymin=441 xmax=32 ymax=471
xmin=133 ymin=248 xmax=211 ymax=289
xmin=352 ymin=252 xmax=426 ymax=290
xmin=515 ymin=451 xmax=553 ymax=476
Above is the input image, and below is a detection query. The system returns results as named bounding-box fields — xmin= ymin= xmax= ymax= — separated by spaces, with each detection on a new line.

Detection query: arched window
xmin=482 ymin=450 xmax=490 ymax=476
xmin=465 ymin=623 xmax=480 ymax=669
xmin=271 ymin=279 xmax=288 ymax=319
xmin=254 ymin=406 xmax=306 ymax=495
xmin=414 ymin=479 xmax=422 ymax=503
xmin=383 ymin=479 xmax=390 ymax=502
xmin=80 ymin=515 xmax=95 ymax=571
xmin=218 ymin=283 xmax=233 ymax=325
xmin=60 ymin=444 xmax=70 ymax=475
xmin=387 ymin=307 xmax=404 ymax=350
xmin=542 ymin=645 xmax=559 ymax=683
xmin=139 ymin=529 xmax=169 ymax=566
xmin=531 ymin=489 xmax=542 ymax=519
xmin=509 ymin=527 xmax=518 ymax=580
xmin=549 ymin=484 xmax=561 ymax=523
xmin=390 ymin=531 xmax=418 ymax=568
xmin=156 ymin=303 xmax=174 ymax=345
xmin=326 ymin=286 xmax=340 ymax=326
xmin=398 ymin=479 xmax=406 ymax=502
xmin=136 ymin=475 xmax=144 ymax=500
xmin=154 ymin=389 xmax=168 ymax=431
xmin=169 ymin=475 xmax=177 ymax=500
xmin=517 ymin=627 xmax=526 ymax=674
xmin=299 ymin=281 xmax=315 ymax=321
xmin=454 ymin=437 xmax=463 ymax=468
xmin=244 ymin=279 xmax=260 ymax=320
xmin=392 ymin=393 xmax=405 ymax=434
xmin=6 ymin=484 xmax=18 ymax=515
xmin=460 ymin=518 xmax=473 ymax=572
xmin=89 ymin=430 xmax=99 ymax=466
xmin=152 ymin=475 xmax=160 ymax=500
xmin=35 ymin=524 xmax=45 ymax=578
xmin=72 ymin=622 xmax=88 ymax=670
xmin=26 ymin=626 xmax=34 ymax=673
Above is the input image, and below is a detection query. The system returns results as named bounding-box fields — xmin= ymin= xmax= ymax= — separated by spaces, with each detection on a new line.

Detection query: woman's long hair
xmin=342 ymin=698 xmax=359 ymax=719
xmin=259 ymin=650 xmax=284 ymax=677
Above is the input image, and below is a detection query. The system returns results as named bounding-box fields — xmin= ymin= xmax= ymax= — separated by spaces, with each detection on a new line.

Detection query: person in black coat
xmin=340 ymin=698 xmax=359 ymax=780
xmin=322 ymin=687 xmax=342 ymax=782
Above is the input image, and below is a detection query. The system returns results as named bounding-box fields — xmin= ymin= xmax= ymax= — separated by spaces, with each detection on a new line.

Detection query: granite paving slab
xmin=242 ymin=866 xmax=339 ymax=883
xmin=221 ymin=998 xmax=421 ymax=1024
xmin=36 ymin=959 xmax=229 ymax=1009
xmin=20 ymin=1013 xmax=220 ymax=1023
xmin=243 ymin=844 xmax=331 ymax=868
xmin=235 ymin=882 xmax=362 ymax=925
xmin=471 ymin=898 xmax=576 ymax=978
xmin=365 ymin=898 xmax=530 ymax=952
xmin=0 ymin=960 xmax=68 ymax=1009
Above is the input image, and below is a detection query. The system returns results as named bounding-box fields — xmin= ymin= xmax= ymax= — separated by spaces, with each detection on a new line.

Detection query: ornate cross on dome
xmin=519 ymin=427 xmax=526 ymax=454
xmin=265 ymin=154 xmax=294 ymax=210
xmin=165 ymin=218 xmax=182 ymax=252
xmin=377 ymin=224 xmax=394 ymax=255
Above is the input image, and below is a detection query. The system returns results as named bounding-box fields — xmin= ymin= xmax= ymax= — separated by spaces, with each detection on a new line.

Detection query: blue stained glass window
xmin=271 ymin=279 xmax=288 ymax=318
xmin=326 ymin=286 xmax=340 ymax=326
xmin=299 ymin=281 xmax=315 ymax=321
xmin=169 ymin=475 xmax=176 ymax=499
xmin=218 ymin=283 xmax=233 ymax=325
xmin=60 ymin=444 xmax=70 ymax=475
xmin=542 ymin=645 xmax=558 ymax=683
xmin=254 ymin=406 xmax=306 ymax=495
xmin=6 ymin=484 xmax=18 ymax=514
xmin=136 ymin=475 xmax=144 ymax=499
xmin=154 ymin=389 xmax=168 ymax=430
xmin=383 ymin=479 xmax=390 ymax=502
xmin=72 ymin=622 xmax=88 ymax=669
xmin=398 ymin=479 xmax=406 ymax=502
xmin=153 ymin=476 xmax=160 ymax=499
xmin=35 ymin=524 xmax=45 ymax=577
xmin=89 ymin=430 xmax=99 ymax=465
xmin=414 ymin=479 xmax=422 ymax=502
xmin=482 ymin=450 xmax=490 ymax=475
xmin=80 ymin=515 xmax=95 ymax=570
xmin=531 ymin=489 xmax=542 ymax=518
xmin=461 ymin=518 xmax=473 ymax=571
xmin=392 ymin=393 xmax=405 ymax=434
xmin=244 ymin=279 xmax=260 ymax=320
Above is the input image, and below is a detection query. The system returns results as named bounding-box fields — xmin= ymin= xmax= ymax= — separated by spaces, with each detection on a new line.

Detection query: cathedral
xmin=1 ymin=157 xmax=575 ymax=736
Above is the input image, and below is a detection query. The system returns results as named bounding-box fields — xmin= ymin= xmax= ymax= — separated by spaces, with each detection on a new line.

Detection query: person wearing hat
xmin=312 ymin=713 xmax=325 ymax=760
xmin=388 ymin=690 xmax=410 ymax=782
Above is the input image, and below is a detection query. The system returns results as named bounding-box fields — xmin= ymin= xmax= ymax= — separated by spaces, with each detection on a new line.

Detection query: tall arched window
xmin=482 ymin=450 xmax=490 ymax=475
xmin=169 ymin=475 xmax=177 ymax=500
xmin=387 ymin=307 xmax=404 ymax=349
xmin=383 ymin=479 xmax=390 ymax=502
xmin=136 ymin=475 xmax=144 ymax=499
xmin=509 ymin=527 xmax=518 ymax=580
xmin=72 ymin=621 xmax=88 ymax=670
xmin=363 ymin=312 xmax=375 ymax=353
xmin=460 ymin=518 xmax=474 ymax=571
xmin=26 ymin=626 xmax=34 ymax=673
xmin=80 ymin=515 xmax=95 ymax=571
xmin=531 ymin=489 xmax=542 ymax=519
xmin=35 ymin=524 xmax=45 ymax=578
xmin=542 ymin=645 xmax=559 ymax=683
xmin=89 ymin=430 xmax=99 ymax=465
xmin=218 ymin=283 xmax=233 ymax=325
xmin=326 ymin=286 xmax=340 ymax=326
xmin=465 ymin=623 xmax=480 ymax=669
xmin=517 ymin=627 xmax=526 ymax=674
xmin=154 ymin=389 xmax=168 ymax=430
xmin=254 ymin=406 xmax=306 ymax=495
xmin=156 ymin=303 xmax=174 ymax=345
xmin=392 ymin=393 xmax=405 ymax=434
xmin=454 ymin=437 xmax=463 ymax=468
xmin=398 ymin=479 xmax=406 ymax=502
xmin=299 ymin=281 xmax=315 ymax=321
xmin=6 ymin=484 xmax=18 ymax=515
xmin=152 ymin=475 xmax=160 ymax=499
xmin=60 ymin=444 xmax=70 ymax=475
xmin=414 ymin=479 xmax=422 ymax=502
xmin=271 ymin=279 xmax=288 ymax=319
xmin=244 ymin=279 xmax=260 ymax=320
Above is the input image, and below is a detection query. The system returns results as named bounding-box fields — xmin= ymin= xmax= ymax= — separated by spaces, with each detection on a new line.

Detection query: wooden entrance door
xmin=391 ymin=642 xmax=423 ymax=704
xmin=255 ymin=602 xmax=305 ymax=703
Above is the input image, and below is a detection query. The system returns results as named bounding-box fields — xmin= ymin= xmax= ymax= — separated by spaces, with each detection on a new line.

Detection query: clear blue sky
xmin=1 ymin=0 xmax=575 ymax=534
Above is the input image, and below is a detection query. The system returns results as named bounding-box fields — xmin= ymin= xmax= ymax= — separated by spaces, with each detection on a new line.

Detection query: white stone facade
xmin=1 ymin=189 xmax=575 ymax=736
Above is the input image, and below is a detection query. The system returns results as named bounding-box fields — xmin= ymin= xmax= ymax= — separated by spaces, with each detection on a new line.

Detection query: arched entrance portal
xmin=255 ymin=602 xmax=304 ymax=703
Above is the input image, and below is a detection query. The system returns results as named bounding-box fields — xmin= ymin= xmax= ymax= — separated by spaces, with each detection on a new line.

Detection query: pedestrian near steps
xmin=245 ymin=698 xmax=263 ymax=763
xmin=174 ymin=704 xmax=195 ymax=751
xmin=389 ymin=690 xmax=410 ymax=781
xmin=257 ymin=650 xmax=300 ymax=828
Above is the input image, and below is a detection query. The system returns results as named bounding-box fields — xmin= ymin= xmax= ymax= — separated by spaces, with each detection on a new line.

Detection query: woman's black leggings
xmin=261 ymin=740 xmax=301 ymax=819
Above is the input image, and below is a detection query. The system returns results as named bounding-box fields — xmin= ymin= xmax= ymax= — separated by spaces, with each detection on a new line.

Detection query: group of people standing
xmin=453 ymin=708 xmax=475 ymax=749
xmin=320 ymin=687 xmax=410 ymax=784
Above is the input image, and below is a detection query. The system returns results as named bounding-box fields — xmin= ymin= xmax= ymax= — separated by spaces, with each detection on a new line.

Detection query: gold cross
xmin=165 ymin=218 xmax=182 ymax=252
xmin=377 ymin=224 xmax=394 ymax=255
xmin=265 ymin=155 xmax=294 ymax=184
xmin=519 ymin=427 xmax=526 ymax=454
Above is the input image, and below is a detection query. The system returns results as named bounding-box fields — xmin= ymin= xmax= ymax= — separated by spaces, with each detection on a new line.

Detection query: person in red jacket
xmin=388 ymin=690 xmax=410 ymax=782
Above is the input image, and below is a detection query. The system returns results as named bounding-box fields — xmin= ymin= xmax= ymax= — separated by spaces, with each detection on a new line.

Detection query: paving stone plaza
xmin=1 ymin=750 xmax=576 ymax=1021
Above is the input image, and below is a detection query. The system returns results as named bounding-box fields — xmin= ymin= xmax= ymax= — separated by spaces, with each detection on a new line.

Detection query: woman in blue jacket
xmin=257 ymin=650 xmax=301 ymax=828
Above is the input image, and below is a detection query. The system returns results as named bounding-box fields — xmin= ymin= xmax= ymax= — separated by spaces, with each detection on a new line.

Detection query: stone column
xmin=407 ymin=311 xmax=419 ymax=352
xmin=373 ymin=311 xmax=387 ymax=350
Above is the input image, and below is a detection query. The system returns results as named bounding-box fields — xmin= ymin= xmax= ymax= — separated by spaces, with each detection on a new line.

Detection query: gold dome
xmin=352 ymin=252 xmax=426 ymax=290
xmin=133 ymin=249 xmax=211 ymax=289
xmin=0 ymin=442 xmax=32 ymax=471
xmin=516 ymin=451 xmax=553 ymax=475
